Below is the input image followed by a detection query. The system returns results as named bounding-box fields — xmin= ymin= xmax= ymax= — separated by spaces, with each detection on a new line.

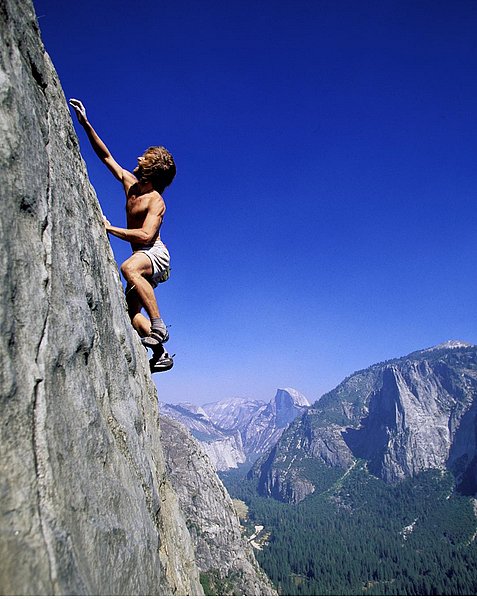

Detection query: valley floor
xmin=221 ymin=467 xmax=477 ymax=596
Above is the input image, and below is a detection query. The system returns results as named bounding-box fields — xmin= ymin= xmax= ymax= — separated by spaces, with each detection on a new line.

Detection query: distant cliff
xmin=164 ymin=389 xmax=311 ymax=471
xmin=252 ymin=342 xmax=477 ymax=503
xmin=238 ymin=388 xmax=311 ymax=458
xmin=160 ymin=401 xmax=247 ymax=471
xmin=0 ymin=0 xmax=271 ymax=594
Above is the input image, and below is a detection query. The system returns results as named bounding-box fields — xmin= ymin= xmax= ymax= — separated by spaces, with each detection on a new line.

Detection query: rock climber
xmin=69 ymin=99 xmax=175 ymax=373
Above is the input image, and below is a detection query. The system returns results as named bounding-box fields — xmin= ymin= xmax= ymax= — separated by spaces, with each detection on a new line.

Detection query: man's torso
xmin=124 ymin=179 xmax=165 ymax=250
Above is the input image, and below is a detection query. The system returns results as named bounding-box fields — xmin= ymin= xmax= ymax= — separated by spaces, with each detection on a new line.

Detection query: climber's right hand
xmin=69 ymin=99 xmax=87 ymax=125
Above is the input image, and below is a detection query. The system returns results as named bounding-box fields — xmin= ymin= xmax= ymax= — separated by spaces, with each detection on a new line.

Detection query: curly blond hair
xmin=138 ymin=146 xmax=176 ymax=192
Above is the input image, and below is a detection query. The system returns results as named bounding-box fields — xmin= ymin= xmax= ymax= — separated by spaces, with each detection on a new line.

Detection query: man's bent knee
xmin=121 ymin=254 xmax=152 ymax=282
xmin=121 ymin=262 xmax=132 ymax=282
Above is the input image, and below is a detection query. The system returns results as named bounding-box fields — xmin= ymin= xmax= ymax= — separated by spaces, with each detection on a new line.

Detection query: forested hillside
xmin=222 ymin=465 xmax=477 ymax=595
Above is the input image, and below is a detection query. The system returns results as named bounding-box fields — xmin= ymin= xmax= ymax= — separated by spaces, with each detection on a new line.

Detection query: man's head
xmin=134 ymin=146 xmax=176 ymax=192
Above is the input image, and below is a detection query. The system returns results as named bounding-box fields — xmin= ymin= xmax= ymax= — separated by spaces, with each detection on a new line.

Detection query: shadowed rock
xmin=160 ymin=415 xmax=277 ymax=595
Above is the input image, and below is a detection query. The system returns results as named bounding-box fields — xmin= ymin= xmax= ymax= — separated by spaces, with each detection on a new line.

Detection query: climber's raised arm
xmin=69 ymin=99 xmax=133 ymax=185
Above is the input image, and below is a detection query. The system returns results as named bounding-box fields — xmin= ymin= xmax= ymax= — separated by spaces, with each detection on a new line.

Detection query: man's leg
xmin=125 ymin=285 xmax=151 ymax=337
xmin=125 ymin=280 xmax=174 ymax=373
xmin=121 ymin=253 xmax=158 ymax=318
xmin=121 ymin=253 xmax=172 ymax=371
xmin=121 ymin=253 xmax=168 ymax=342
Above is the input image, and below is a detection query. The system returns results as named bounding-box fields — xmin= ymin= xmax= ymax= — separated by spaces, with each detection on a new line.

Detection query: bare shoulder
xmin=122 ymin=170 xmax=138 ymax=193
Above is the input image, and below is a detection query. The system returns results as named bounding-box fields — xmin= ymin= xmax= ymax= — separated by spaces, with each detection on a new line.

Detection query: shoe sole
xmin=150 ymin=360 xmax=174 ymax=373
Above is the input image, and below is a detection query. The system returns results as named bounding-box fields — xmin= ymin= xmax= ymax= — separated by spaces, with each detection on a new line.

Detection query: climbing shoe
xmin=149 ymin=351 xmax=174 ymax=373
xmin=141 ymin=328 xmax=169 ymax=348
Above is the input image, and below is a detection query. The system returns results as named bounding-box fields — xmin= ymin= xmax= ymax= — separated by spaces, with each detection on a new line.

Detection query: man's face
xmin=133 ymin=155 xmax=145 ymax=177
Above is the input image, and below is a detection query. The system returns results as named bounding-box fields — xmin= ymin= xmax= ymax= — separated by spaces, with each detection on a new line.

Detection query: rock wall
xmin=160 ymin=401 xmax=247 ymax=471
xmin=240 ymin=388 xmax=310 ymax=458
xmin=160 ymin=416 xmax=276 ymax=595
xmin=201 ymin=430 xmax=247 ymax=471
xmin=0 ymin=0 xmax=203 ymax=593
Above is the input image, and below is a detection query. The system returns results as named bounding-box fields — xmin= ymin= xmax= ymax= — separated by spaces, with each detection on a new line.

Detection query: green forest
xmin=221 ymin=465 xmax=477 ymax=595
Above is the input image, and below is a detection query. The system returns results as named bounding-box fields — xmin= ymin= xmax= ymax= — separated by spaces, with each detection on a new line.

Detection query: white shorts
xmin=136 ymin=240 xmax=170 ymax=288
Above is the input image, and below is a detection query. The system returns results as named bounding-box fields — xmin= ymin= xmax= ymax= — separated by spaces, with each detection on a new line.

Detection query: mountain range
xmin=161 ymin=388 xmax=310 ymax=471
xmin=251 ymin=340 xmax=477 ymax=503
xmin=220 ymin=341 xmax=477 ymax=595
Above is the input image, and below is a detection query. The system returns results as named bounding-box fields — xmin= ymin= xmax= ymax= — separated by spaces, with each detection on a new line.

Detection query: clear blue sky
xmin=34 ymin=0 xmax=477 ymax=405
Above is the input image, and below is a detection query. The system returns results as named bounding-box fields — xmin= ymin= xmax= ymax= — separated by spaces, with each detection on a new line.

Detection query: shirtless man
xmin=69 ymin=99 xmax=176 ymax=373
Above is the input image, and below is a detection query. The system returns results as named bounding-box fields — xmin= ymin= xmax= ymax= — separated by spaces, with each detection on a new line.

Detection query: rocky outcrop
xmin=253 ymin=342 xmax=477 ymax=503
xmin=160 ymin=402 xmax=247 ymax=471
xmin=201 ymin=430 xmax=246 ymax=471
xmin=160 ymin=415 xmax=276 ymax=595
xmin=0 ymin=0 xmax=203 ymax=593
xmin=252 ymin=409 xmax=355 ymax=503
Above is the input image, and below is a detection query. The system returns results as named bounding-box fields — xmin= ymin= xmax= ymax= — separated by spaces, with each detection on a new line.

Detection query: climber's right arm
xmin=69 ymin=99 xmax=127 ymax=183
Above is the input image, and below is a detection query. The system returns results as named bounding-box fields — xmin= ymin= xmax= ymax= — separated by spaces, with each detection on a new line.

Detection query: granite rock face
xmin=205 ymin=389 xmax=311 ymax=464
xmin=203 ymin=397 xmax=266 ymax=431
xmin=160 ymin=416 xmax=277 ymax=595
xmin=254 ymin=342 xmax=477 ymax=503
xmin=163 ymin=389 xmax=311 ymax=472
xmin=201 ymin=430 xmax=246 ymax=471
xmin=239 ymin=388 xmax=311 ymax=458
xmin=0 ymin=0 xmax=203 ymax=593
xmin=253 ymin=410 xmax=354 ymax=503
xmin=160 ymin=401 xmax=247 ymax=471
